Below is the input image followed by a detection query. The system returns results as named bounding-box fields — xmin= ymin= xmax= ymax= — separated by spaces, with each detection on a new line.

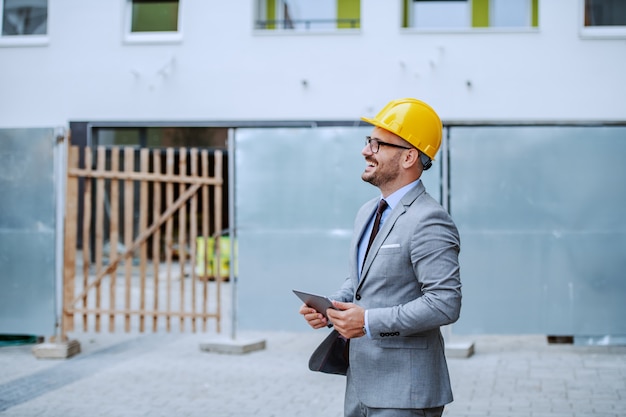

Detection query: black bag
xmin=308 ymin=329 xmax=349 ymax=375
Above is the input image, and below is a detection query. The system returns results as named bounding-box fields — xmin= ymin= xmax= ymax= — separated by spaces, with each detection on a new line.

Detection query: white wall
xmin=0 ymin=0 xmax=625 ymax=128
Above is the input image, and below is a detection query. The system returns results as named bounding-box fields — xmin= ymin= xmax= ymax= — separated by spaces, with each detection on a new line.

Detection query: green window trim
xmin=472 ymin=0 xmax=489 ymax=28
xmin=402 ymin=0 xmax=410 ymax=28
xmin=267 ymin=0 xmax=276 ymax=29
xmin=531 ymin=0 xmax=539 ymax=27
xmin=337 ymin=0 xmax=361 ymax=29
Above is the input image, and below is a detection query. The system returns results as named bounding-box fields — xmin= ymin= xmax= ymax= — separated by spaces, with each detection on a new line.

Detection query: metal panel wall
xmin=450 ymin=126 xmax=626 ymax=340
xmin=234 ymin=127 xmax=442 ymax=331
xmin=0 ymin=129 xmax=57 ymax=336
xmin=233 ymin=124 xmax=626 ymax=339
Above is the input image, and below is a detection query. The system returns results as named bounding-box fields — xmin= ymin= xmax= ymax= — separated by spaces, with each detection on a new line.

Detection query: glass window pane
xmin=147 ymin=127 xmax=228 ymax=148
xmin=282 ymin=0 xmax=336 ymax=30
xmin=585 ymin=0 xmax=626 ymax=26
xmin=2 ymin=0 xmax=48 ymax=36
xmin=95 ymin=128 xmax=142 ymax=147
xmin=491 ymin=0 xmax=529 ymax=27
xmin=93 ymin=127 xmax=228 ymax=149
xmin=410 ymin=0 xmax=469 ymax=29
xmin=131 ymin=0 xmax=179 ymax=32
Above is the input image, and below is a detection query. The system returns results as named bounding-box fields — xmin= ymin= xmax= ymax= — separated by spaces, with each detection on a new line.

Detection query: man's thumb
xmin=332 ymin=300 xmax=349 ymax=310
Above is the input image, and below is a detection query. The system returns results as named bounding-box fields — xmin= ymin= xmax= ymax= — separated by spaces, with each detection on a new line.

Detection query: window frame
xmin=579 ymin=0 xmax=626 ymax=39
xmin=0 ymin=0 xmax=50 ymax=47
xmin=401 ymin=0 xmax=539 ymax=33
xmin=123 ymin=0 xmax=183 ymax=45
xmin=253 ymin=0 xmax=361 ymax=33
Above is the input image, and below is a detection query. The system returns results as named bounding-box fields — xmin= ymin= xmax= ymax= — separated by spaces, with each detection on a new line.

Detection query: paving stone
xmin=0 ymin=333 xmax=625 ymax=416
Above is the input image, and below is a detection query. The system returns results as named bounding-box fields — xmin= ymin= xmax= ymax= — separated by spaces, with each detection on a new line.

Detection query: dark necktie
xmin=363 ymin=199 xmax=388 ymax=266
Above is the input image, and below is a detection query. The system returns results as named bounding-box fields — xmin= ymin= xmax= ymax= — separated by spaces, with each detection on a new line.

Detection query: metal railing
xmin=255 ymin=18 xmax=360 ymax=30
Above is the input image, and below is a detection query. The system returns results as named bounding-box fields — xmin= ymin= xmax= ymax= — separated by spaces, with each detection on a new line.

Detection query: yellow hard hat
xmin=361 ymin=98 xmax=442 ymax=162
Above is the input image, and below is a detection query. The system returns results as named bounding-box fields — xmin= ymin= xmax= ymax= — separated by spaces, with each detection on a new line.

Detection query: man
xmin=299 ymin=98 xmax=461 ymax=417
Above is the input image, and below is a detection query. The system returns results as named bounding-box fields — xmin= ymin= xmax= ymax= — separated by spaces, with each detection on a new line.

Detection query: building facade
xmin=1 ymin=0 xmax=625 ymax=341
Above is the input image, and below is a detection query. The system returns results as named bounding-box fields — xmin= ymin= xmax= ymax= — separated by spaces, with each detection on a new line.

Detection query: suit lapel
xmin=351 ymin=198 xmax=378 ymax=286
xmin=356 ymin=182 xmax=426 ymax=292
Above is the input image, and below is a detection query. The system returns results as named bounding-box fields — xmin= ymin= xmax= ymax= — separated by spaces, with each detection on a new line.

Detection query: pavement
xmin=0 ymin=330 xmax=625 ymax=417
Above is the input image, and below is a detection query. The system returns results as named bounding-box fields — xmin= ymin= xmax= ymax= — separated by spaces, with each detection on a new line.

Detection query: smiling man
xmin=299 ymin=98 xmax=462 ymax=417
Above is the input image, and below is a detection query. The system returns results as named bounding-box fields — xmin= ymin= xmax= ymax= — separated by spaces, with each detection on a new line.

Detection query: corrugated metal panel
xmin=0 ymin=128 xmax=57 ymax=336
xmin=234 ymin=126 xmax=441 ymax=331
xmin=450 ymin=126 xmax=626 ymax=338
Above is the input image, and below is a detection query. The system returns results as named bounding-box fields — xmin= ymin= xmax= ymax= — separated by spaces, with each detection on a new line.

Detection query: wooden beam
xmin=108 ymin=147 xmax=120 ymax=332
xmin=62 ymin=146 xmax=80 ymax=339
xmin=68 ymin=167 xmax=221 ymax=186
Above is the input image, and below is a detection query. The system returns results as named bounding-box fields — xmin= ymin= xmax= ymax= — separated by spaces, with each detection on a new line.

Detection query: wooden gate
xmin=62 ymin=145 xmax=227 ymax=338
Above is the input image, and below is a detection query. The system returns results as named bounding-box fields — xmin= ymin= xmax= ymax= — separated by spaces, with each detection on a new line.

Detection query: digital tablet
xmin=293 ymin=290 xmax=336 ymax=319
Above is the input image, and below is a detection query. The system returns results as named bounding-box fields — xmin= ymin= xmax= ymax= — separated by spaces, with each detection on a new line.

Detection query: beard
xmin=361 ymin=152 xmax=402 ymax=187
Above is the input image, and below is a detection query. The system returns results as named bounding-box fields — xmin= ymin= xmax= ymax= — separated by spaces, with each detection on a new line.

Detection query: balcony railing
xmin=255 ymin=18 xmax=360 ymax=30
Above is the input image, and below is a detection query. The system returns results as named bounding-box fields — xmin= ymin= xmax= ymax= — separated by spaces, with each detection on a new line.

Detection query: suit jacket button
xmin=355 ymin=294 xmax=361 ymax=300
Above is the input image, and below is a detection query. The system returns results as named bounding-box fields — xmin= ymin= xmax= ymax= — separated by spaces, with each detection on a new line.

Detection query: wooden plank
xmin=214 ymin=150 xmax=224 ymax=333
xmin=165 ymin=148 xmax=174 ymax=332
xmin=81 ymin=147 xmax=92 ymax=332
xmin=67 ymin=168 xmax=220 ymax=185
xmin=94 ymin=147 xmax=106 ymax=332
xmin=178 ymin=148 xmax=187 ymax=331
xmin=123 ymin=147 xmax=134 ymax=332
xmin=201 ymin=150 xmax=209 ymax=331
xmin=152 ymin=149 xmax=161 ymax=332
xmin=190 ymin=149 xmax=198 ymax=332
xmin=62 ymin=146 xmax=79 ymax=338
xmin=108 ymin=147 xmax=120 ymax=332
xmin=69 ymin=307 xmax=219 ymax=319
xmin=138 ymin=148 xmax=149 ymax=332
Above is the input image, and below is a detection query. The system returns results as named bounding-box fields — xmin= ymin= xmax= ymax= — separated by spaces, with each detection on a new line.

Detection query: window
xmin=255 ymin=0 xmax=360 ymax=31
xmin=402 ymin=0 xmax=539 ymax=30
xmin=585 ymin=0 xmax=626 ymax=26
xmin=1 ymin=0 xmax=47 ymax=36
xmin=93 ymin=127 xmax=228 ymax=149
xmin=125 ymin=0 xmax=181 ymax=43
xmin=131 ymin=0 xmax=178 ymax=32
xmin=582 ymin=0 xmax=626 ymax=38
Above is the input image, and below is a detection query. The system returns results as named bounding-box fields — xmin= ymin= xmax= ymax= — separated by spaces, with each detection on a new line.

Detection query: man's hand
xmin=326 ymin=300 xmax=366 ymax=339
xmin=298 ymin=303 xmax=329 ymax=329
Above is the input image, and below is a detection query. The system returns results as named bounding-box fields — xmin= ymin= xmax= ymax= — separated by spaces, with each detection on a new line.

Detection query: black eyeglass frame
xmin=365 ymin=136 xmax=412 ymax=154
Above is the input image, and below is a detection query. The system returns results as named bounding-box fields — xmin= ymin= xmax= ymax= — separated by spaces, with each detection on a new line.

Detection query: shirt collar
xmin=381 ymin=179 xmax=421 ymax=211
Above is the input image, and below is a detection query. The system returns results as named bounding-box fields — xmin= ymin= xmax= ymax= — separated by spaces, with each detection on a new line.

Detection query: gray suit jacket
xmin=331 ymin=181 xmax=461 ymax=409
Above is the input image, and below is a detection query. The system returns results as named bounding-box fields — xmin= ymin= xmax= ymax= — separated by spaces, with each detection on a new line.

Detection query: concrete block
xmin=32 ymin=339 xmax=81 ymax=359
xmin=445 ymin=340 xmax=475 ymax=358
xmin=200 ymin=337 xmax=266 ymax=355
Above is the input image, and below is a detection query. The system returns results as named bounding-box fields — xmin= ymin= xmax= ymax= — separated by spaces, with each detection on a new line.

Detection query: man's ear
xmin=402 ymin=148 xmax=420 ymax=169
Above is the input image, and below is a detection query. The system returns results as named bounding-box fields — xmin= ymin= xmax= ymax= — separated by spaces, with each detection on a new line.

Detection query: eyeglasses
xmin=365 ymin=136 xmax=412 ymax=154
